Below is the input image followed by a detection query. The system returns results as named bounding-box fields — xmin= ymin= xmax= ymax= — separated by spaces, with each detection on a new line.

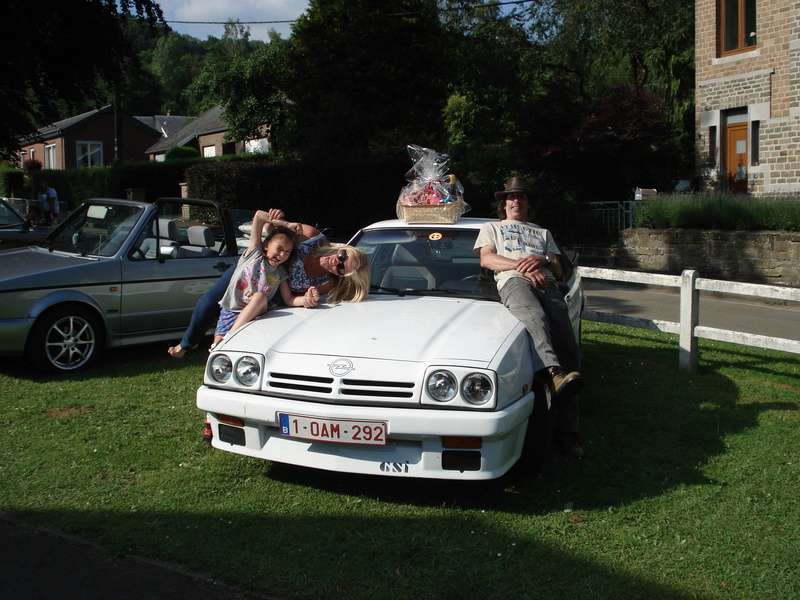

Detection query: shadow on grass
xmin=8 ymin=506 xmax=714 ymax=600
xmin=0 ymin=339 xmax=210 ymax=383
xmin=3 ymin=328 xmax=797 ymax=600
xmin=263 ymin=327 xmax=797 ymax=518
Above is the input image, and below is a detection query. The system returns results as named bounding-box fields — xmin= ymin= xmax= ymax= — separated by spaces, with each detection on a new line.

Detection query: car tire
xmin=26 ymin=305 xmax=105 ymax=373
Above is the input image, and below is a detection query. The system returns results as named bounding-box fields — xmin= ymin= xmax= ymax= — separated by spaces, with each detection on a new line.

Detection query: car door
xmin=118 ymin=199 xmax=240 ymax=336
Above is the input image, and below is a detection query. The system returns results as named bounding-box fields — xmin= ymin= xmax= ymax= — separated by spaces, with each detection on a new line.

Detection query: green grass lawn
xmin=1 ymin=321 xmax=798 ymax=600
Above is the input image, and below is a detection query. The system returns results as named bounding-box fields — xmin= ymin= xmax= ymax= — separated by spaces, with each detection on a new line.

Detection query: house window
xmin=202 ymin=145 xmax=217 ymax=158
xmin=44 ymin=144 xmax=56 ymax=169
xmin=77 ymin=141 xmax=103 ymax=167
xmin=721 ymin=0 xmax=757 ymax=55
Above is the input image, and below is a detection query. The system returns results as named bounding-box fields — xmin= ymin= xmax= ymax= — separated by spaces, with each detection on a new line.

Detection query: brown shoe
xmin=554 ymin=431 xmax=585 ymax=457
xmin=548 ymin=367 xmax=584 ymax=398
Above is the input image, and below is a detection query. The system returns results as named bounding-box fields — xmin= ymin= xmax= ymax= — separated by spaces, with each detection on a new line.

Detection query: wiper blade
xmin=370 ymin=284 xmax=404 ymax=295
xmin=369 ymin=284 xmax=460 ymax=297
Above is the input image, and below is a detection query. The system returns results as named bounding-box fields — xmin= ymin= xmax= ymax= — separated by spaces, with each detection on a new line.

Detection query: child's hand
xmin=267 ymin=208 xmax=284 ymax=223
xmin=303 ymin=286 xmax=320 ymax=308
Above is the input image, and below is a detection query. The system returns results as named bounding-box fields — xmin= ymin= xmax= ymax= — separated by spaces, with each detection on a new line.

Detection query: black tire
xmin=26 ymin=305 xmax=105 ymax=373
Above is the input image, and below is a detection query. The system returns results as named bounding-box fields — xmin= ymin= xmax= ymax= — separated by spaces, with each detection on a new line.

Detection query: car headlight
xmin=235 ymin=356 xmax=260 ymax=387
xmin=427 ymin=370 xmax=457 ymax=402
xmin=461 ymin=373 xmax=493 ymax=405
xmin=210 ymin=354 xmax=233 ymax=383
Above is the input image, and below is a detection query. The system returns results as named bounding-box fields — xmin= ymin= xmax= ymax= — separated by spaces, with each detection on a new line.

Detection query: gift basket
xmin=396 ymin=144 xmax=469 ymax=224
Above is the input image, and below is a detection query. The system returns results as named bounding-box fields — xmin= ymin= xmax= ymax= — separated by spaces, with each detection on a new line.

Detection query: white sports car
xmin=196 ymin=217 xmax=584 ymax=480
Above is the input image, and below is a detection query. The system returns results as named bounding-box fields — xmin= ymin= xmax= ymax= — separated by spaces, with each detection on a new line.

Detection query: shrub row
xmin=632 ymin=192 xmax=800 ymax=231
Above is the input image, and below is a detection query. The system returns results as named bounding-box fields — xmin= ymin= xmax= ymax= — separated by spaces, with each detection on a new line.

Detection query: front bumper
xmin=197 ymin=386 xmax=535 ymax=480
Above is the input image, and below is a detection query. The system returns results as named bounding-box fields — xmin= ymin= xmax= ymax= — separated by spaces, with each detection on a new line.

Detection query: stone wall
xmin=576 ymin=229 xmax=800 ymax=287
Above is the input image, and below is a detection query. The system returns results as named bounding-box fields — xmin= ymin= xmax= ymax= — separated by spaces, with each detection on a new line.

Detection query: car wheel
xmin=517 ymin=379 xmax=551 ymax=475
xmin=27 ymin=305 xmax=104 ymax=373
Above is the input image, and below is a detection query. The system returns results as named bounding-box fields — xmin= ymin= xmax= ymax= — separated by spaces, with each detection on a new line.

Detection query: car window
xmin=353 ymin=228 xmax=500 ymax=301
xmin=129 ymin=202 xmax=249 ymax=260
xmin=46 ymin=203 xmax=144 ymax=257
xmin=0 ymin=200 xmax=27 ymax=229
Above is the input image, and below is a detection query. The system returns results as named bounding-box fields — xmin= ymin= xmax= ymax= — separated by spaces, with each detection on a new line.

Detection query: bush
xmin=0 ymin=167 xmax=24 ymax=197
xmin=184 ymin=155 xmax=408 ymax=238
xmin=632 ymin=192 xmax=800 ymax=231
xmin=165 ymin=146 xmax=200 ymax=161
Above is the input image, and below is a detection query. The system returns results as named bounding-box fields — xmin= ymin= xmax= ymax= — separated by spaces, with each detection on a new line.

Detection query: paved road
xmin=583 ymin=279 xmax=800 ymax=342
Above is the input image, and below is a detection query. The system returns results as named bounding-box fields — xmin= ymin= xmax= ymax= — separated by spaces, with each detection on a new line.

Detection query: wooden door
xmin=726 ymin=122 xmax=748 ymax=193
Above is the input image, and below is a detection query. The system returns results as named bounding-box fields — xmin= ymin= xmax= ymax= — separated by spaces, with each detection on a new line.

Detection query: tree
xmin=520 ymin=0 xmax=695 ymax=172
xmin=281 ymin=0 xmax=450 ymax=159
xmin=2 ymin=0 xmax=164 ymax=161
xmin=144 ymin=32 xmax=208 ymax=115
xmin=185 ymin=21 xmax=287 ymax=146
xmin=439 ymin=1 xmax=546 ymax=205
xmin=188 ymin=35 xmax=289 ymax=150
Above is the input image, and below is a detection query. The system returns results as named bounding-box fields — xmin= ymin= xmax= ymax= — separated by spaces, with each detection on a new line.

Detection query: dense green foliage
xmin=2 ymin=0 xmax=163 ymax=159
xmin=1 ymin=322 xmax=797 ymax=599
xmin=3 ymin=0 xmax=696 ymax=207
xmin=633 ymin=193 xmax=800 ymax=231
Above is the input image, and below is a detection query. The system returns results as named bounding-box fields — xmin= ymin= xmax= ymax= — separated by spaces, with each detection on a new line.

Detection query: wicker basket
xmin=397 ymin=200 xmax=465 ymax=224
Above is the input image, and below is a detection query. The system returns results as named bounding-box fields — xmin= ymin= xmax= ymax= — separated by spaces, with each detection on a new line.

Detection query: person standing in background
xmin=37 ymin=180 xmax=59 ymax=226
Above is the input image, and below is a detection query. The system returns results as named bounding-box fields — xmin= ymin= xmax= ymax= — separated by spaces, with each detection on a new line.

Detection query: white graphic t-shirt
xmin=474 ymin=220 xmax=559 ymax=290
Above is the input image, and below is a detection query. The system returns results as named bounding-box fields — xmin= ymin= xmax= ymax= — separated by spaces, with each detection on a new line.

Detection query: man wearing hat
xmin=473 ymin=176 xmax=585 ymax=457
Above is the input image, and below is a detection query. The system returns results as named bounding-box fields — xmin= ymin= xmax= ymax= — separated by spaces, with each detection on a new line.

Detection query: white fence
xmin=578 ymin=266 xmax=800 ymax=373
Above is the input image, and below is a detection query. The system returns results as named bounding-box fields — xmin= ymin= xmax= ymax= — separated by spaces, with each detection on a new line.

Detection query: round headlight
xmin=462 ymin=373 xmax=493 ymax=405
xmin=210 ymin=355 xmax=232 ymax=383
xmin=427 ymin=370 xmax=457 ymax=402
xmin=235 ymin=356 xmax=261 ymax=387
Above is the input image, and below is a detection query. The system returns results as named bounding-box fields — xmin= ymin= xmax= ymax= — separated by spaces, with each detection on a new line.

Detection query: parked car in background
xmin=0 ymin=197 xmax=50 ymax=250
xmin=0 ymin=197 xmax=252 ymax=372
xmin=197 ymin=217 xmax=585 ymax=480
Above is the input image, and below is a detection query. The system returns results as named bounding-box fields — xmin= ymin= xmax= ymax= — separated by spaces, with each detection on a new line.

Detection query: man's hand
xmin=524 ymin=267 xmax=548 ymax=288
xmin=515 ymin=254 xmax=551 ymax=288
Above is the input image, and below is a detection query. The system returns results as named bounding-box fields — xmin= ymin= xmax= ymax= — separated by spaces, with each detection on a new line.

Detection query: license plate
xmin=278 ymin=413 xmax=387 ymax=445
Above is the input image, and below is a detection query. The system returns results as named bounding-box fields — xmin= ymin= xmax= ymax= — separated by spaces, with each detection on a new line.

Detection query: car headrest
xmin=158 ymin=218 xmax=178 ymax=241
xmin=187 ymin=225 xmax=214 ymax=247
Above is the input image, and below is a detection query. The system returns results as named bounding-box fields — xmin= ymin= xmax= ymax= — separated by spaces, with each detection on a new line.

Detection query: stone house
xmin=695 ymin=0 xmax=800 ymax=194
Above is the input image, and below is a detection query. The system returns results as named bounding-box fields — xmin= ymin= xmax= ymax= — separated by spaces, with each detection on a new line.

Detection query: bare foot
xmin=167 ymin=345 xmax=187 ymax=358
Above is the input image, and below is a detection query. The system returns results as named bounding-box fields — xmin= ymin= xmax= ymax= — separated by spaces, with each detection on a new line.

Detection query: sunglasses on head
xmin=335 ymin=249 xmax=348 ymax=276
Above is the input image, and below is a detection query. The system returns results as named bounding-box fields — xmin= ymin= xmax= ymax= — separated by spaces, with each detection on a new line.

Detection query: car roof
xmin=361 ymin=217 xmax=492 ymax=231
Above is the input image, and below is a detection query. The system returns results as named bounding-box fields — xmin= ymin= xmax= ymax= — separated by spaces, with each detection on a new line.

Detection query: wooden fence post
xmin=679 ymin=269 xmax=699 ymax=372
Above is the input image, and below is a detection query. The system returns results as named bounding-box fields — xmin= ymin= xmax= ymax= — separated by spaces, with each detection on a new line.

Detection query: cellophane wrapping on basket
xmin=396 ymin=144 xmax=469 ymax=223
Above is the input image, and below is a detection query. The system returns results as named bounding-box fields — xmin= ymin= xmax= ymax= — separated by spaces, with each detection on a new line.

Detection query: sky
xmin=156 ymin=0 xmax=311 ymax=42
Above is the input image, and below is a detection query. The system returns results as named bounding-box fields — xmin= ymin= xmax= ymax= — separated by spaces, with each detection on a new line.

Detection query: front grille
xmin=266 ymin=372 xmax=417 ymax=403
xmin=341 ymin=378 xmax=415 ymax=398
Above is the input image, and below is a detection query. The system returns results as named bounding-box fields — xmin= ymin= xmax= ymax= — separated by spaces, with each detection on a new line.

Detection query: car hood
xmin=0 ymin=246 xmax=110 ymax=290
xmin=224 ymin=295 xmax=522 ymax=366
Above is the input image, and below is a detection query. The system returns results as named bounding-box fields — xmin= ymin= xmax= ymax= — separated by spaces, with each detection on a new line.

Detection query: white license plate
xmin=278 ymin=413 xmax=387 ymax=445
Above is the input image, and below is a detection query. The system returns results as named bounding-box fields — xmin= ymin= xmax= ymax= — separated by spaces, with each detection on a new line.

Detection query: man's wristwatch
xmin=544 ymin=254 xmax=551 ymax=264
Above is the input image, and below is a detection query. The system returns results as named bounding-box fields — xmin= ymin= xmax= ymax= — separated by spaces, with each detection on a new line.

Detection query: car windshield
xmin=353 ymin=227 xmax=499 ymax=301
xmin=0 ymin=200 xmax=27 ymax=230
xmin=42 ymin=203 xmax=144 ymax=257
